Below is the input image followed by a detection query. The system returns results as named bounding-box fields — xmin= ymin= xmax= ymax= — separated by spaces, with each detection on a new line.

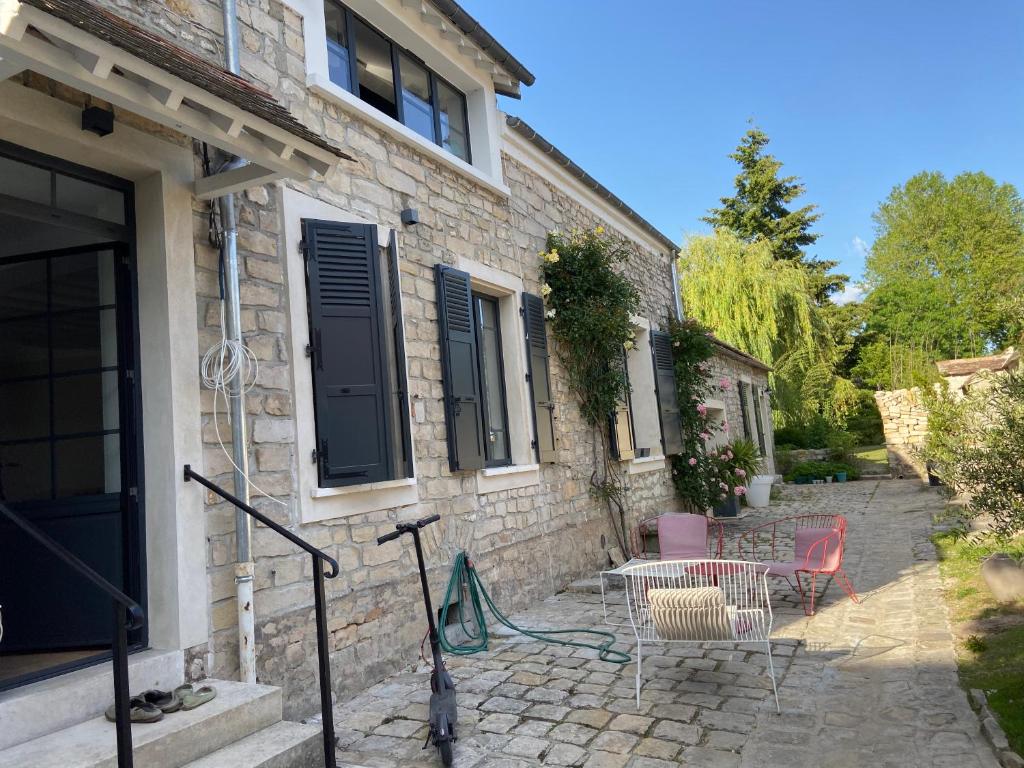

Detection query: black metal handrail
xmin=182 ymin=465 xmax=338 ymax=768
xmin=0 ymin=501 xmax=143 ymax=768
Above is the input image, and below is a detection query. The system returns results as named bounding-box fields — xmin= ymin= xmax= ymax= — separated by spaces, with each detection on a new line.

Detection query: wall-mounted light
xmin=81 ymin=106 xmax=114 ymax=137
xmin=400 ymin=208 xmax=419 ymax=226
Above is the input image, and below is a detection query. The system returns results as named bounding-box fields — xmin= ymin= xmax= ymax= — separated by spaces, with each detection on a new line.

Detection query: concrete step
xmin=0 ymin=679 xmax=281 ymax=768
xmin=183 ymin=721 xmax=323 ymax=768
xmin=0 ymin=649 xmax=184 ymax=750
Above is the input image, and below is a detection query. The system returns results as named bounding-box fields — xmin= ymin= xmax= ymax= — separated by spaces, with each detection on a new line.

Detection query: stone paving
xmin=328 ymin=480 xmax=998 ymax=768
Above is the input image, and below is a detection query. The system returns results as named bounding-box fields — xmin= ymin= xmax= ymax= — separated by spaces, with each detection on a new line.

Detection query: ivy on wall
xmin=540 ymin=227 xmax=640 ymax=551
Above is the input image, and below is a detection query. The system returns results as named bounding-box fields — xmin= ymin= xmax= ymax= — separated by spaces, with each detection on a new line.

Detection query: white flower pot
xmin=746 ymin=475 xmax=773 ymax=508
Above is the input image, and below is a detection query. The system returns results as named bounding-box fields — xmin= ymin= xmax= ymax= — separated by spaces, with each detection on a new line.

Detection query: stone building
xmin=0 ymin=0 xmax=774 ymax=761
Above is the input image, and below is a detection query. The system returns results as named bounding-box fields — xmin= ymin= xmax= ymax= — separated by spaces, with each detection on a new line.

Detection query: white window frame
xmin=455 ymin=257 xmax=540 ymax=493
xmin=282 ymin=186 xmax=419 ymax=522
xmin=625 ymin=316 xmax=666 ymax=475
xmin=285 ymin=0 xmax=508 ymax=196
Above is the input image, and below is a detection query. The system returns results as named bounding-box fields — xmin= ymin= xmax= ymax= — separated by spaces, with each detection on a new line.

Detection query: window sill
xmin=628 ymin=455 xmax=666 ymax=475
xmin=476 ymin=463 xmax=540 ymax=494
xmin=307 ymin=73 xmax=511 ymax=200
xmin=303 ymin=476 xmax=419 ymax=523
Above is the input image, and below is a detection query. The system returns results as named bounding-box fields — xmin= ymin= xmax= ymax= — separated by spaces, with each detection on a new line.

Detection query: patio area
xmin=328 ymin=481 xmax=998 ymax=768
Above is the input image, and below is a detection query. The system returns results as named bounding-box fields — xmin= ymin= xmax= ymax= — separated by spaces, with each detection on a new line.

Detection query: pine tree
xmin=703 ymin=128 xmax=821 ymax=260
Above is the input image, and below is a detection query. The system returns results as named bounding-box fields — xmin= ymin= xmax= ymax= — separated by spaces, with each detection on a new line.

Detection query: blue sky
xmin=463 ymin=0 xmax=1024 ymax=301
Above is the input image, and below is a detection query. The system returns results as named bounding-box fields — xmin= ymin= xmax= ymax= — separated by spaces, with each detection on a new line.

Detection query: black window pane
xmin=52 ymin=309 xmax=119 ymax=373
xmin=354 ymin=19 xmax=397 ymax=120
xmin=0 ymin=259 xmax=47 ymax=320
xmin=0 ymin=315 xmax=49 ymax=379
xmin=399 ymin=54 xmax=435 ymax=142
xmin=0 ymin=156 xmax=51 ymax=205
xmin=324 ymin=2 xmax=351 ymax=91
xmin=476 ymin=297 xmax=509 ymax=464
xmin=0 ymin=379 xmax=49 ymax=442
xmin=51 ymin=250 xmax=115 ymax=311
xmin=55 ymin=435 xmax=118 ymax=497
xmin=0 ymin=441 xmax=51 ymax=502
xmin=54 ymin=372 xmax=119 ymax=436
xmin=437 ymin=81 xmax=469 ymax=162
xmin=54 ymin=174 xmax=125 ymax=225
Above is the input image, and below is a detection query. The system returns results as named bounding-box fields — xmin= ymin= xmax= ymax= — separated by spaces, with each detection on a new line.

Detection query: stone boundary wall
xmin=874 ymin=389 xmax=928 ymax=480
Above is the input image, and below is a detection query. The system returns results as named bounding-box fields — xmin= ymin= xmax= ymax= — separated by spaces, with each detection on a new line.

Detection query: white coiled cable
xmin=201 ymin=302 xmax=286 ymax=507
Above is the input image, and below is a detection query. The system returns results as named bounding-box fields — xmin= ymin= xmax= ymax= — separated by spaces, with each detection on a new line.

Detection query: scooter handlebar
xmin=376 ymin=529 xmax=402 ymax=545
xmin=376 ymin=514 xmax=441 ymax=545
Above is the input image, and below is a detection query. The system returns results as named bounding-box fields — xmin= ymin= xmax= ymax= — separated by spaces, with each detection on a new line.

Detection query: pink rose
xmin=710 ymin=450 xmax=718 ymax=457
xmin=719 ymin=482 xmax=728 ymax=490
xmin=688 ymin=457 xmax=697 ymax=466
xmin=735 ymin=468 xmax=746 ymax=477
xmin=697 ymin=404 xmax=707 ymax=415
xmin=699 ymin=432 xmax=710 ymax=440
xmin=719 ymin=378 xmax=731 ymax=389
xmin=734 ymin=485 xmax=746 ymax=496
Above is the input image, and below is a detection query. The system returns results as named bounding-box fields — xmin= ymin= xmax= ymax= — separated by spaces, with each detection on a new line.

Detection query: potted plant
xmin=712 ymin=439 xmax=760 ymax=517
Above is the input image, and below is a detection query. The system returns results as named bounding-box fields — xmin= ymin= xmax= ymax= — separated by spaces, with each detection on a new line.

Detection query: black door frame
xmin=0 ymin=142 xmax=146 ymax=691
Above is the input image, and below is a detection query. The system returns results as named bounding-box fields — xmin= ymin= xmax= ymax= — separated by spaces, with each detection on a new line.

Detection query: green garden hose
xmin=437 ymin=551 xmax=631 ymax=664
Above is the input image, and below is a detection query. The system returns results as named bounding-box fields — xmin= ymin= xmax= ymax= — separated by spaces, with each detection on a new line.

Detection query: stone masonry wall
xmin=704 ymin=352 xmax=774 ymax=475
xmin=874 ymin=389 xmax=928 ymax=480
xmin=76 ymin=0 xmax=688 ymax=716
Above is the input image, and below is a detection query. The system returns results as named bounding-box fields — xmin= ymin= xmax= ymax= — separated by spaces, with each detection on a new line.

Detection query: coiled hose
xmin=437 ymin=551 xmax=631 ymax=664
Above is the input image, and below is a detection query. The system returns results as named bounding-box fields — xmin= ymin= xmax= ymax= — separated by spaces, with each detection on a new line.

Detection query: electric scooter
xmin=377 ymin=514 xmax=456 ymax=767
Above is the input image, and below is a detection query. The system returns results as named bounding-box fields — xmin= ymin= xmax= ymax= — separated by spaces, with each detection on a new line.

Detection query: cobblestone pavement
xmin=329 ymin=480 xmax=997 ymax=768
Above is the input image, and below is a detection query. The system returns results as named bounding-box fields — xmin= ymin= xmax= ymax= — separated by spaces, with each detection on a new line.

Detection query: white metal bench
xmin=621 ymin=559 xmax=779 ymax=712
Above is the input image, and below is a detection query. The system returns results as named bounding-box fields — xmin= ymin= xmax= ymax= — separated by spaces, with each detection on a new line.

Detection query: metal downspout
xmin=220 ymin=0 xmax=256 ymax=685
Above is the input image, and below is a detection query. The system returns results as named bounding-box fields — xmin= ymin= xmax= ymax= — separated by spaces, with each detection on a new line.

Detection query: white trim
xmin=0 ymin=81 xmax=207 ymax=651
xmin=476 ymin=464 xmax=540 ymax=494
xmin=628 ymin=455 xmax=666 ymax=475
xmin=307 ymin=74 xmax=508 ymax=198
xmin=0 ymin=1 xmax=336 ymax=182
xmin=501 ymin=121 xmax=672 ymax=256
xmin=455 ymin=257 xmax=535 ymax=470
xmin=280 ymin=187 xmax=420 ymax=522
xmin=287 ymin=0 xmax=509 ymax=192
xmin=625 ymin=319 xmax=661 ymax=456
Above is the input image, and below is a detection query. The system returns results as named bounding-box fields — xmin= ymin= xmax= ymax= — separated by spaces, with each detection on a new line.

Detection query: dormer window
xmin=323 ymin=0 xmax=471 ymax=163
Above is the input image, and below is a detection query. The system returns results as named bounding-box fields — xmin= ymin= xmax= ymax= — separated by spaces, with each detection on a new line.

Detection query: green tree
xmin=865 ymin=171 xmax=1024 ymax=368
xmin=703 ymin=127 xmax=845 ymax=303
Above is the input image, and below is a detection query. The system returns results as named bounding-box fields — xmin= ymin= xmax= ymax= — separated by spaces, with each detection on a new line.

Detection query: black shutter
xmin=522 ymin=292 xmax=557 ymax=463
xmin=435 ymin=265 xmax=485 ymax=472
xmin=751 ymin=384 xmax=766 ymax=455
xmin=386 ymin=230 xmax=414 ymax=478
xmin=303 ymin=220 xmax=393 ymax=486
xmin=651 ymin=330 xmax=684 ymax=456
xmin=738 ymin=381 xmax=752 ymax=440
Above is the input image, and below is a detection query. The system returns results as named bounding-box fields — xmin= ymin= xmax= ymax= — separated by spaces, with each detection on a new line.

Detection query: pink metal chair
xmin=737 ymin=513 xmax=858 ymax=615
xmin=631 ymin=513 xmax=724 ymax=560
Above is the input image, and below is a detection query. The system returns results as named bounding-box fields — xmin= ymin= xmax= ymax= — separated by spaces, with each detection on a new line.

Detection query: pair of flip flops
xmin=104 ymin=684 xmax=216 ymax=723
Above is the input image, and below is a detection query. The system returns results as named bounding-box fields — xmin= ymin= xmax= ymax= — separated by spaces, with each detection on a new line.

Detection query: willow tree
xmin=678 ymin=229 xmax=839 ymax=425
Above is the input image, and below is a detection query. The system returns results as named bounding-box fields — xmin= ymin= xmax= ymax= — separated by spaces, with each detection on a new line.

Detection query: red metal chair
xmin=631 ymin=513 xmax=724 ymax=561
xmin=737 ymin=513 xmax=858 ymax=615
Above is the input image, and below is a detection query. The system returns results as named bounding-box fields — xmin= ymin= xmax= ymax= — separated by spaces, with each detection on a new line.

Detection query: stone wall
xmin=66 ymin=0 xmax=689 ymax=717
xmin=704 ymin=352 xmax=774 ymax=475
xmin=874 ymin=389 xmax=928 ymax=480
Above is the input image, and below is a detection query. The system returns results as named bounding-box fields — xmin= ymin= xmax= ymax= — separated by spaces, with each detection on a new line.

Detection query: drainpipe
xmin=220 ymin=0 xmax=256 ymax=686
xmin=670 ymin=258 xmax=684 ymax=322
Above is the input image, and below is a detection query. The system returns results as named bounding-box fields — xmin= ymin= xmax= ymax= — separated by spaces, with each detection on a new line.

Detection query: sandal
xmin=139 ymin=688 xmax=182 ymax=713
xmin=176 ymin=683 xmax=217 ymax=711
xmin=104 ymin=696 xmax=163 ymax=723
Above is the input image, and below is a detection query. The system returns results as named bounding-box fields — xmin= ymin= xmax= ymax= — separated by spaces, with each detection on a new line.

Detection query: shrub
xmin=921 ymin=371 xmax=1024 ymax=537
xmin=784 ymin=460 xmax=859 ymax=482
xmin=826 ymin=430 xmax=856 ymax=461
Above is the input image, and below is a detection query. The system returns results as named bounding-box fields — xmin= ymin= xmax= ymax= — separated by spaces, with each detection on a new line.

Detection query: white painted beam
xmin=194 ymin=162 xmax=281 ymax=200
xmin=0 ymin=54 xmax=22 ymax=79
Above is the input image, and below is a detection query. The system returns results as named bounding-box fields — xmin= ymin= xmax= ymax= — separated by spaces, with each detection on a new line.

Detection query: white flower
xmin=541 ymin=283 xmax=552 ymax=297
xmin=545 ymin=308 xmax=556 ymax=319
xmin=624 ymin=340 xmax=635 ymax=351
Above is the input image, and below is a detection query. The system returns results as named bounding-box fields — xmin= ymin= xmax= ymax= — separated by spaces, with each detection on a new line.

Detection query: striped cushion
xmin=648 ymin=587 xmax=735 ymax=641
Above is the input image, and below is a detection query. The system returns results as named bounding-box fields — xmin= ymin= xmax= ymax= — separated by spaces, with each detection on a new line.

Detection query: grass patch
xmin=933 ymin=527 xmax=1024 ymax=753
xmin=850 ymin=444 xmax=889 ymax=474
